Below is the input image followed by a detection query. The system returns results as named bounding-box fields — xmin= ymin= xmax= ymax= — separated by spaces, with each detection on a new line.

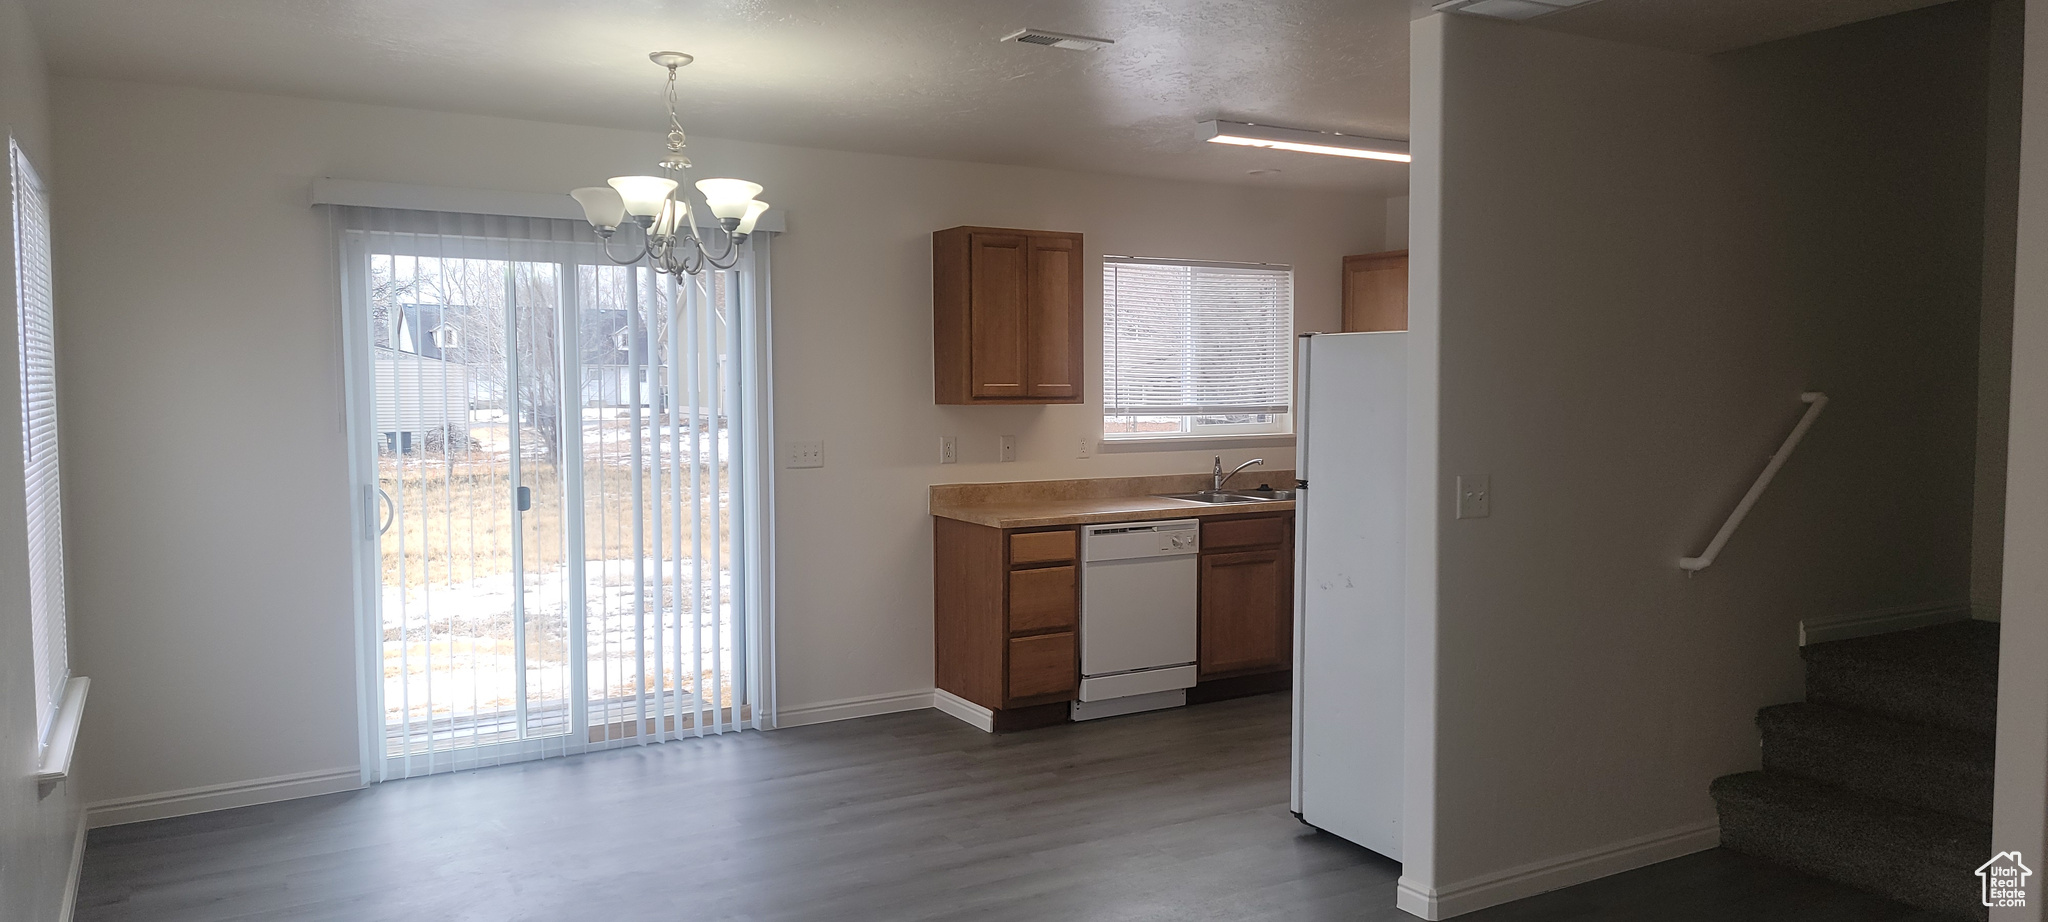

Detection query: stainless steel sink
xmin=1155 ymin=491 xmax=1281 ymax=504
xmin=1233 ymin=488 xmax=1296 ymax=501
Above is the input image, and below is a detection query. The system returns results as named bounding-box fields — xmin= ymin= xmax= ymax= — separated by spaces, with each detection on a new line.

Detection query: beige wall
xmin=1992 ymin=0 xmax=2048 ymax=918
xmin=0 ymin=0 xmax=86 ymax=916
xmin=1409 ymin=5 xmax=1989 ymax=914
xmin=48 ymin=77 xmax=1384 ymax=808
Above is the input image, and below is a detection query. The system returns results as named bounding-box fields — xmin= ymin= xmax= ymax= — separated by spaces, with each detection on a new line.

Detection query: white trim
xmin=56 ymin=814 xmax=85 ymax=922
xmin=87 ymin=767 xmax=361 ymax=829
xmin=1396 ymin=819 xmax=1720 ymax=919
xmin=774 ymin=689 xmax=936 ymax=729
xmin=1097 ymin=434 xmax=1297 ymax=453
xmin=1798 ymin=600 xmax=1971 ymax=646
xmin=309 ymin=178 xmax=788 ymax=233
xmin=934 ymin=689 xmax=997 ymax=732
xmin=35 ymin=677 xmax=88 ymax=782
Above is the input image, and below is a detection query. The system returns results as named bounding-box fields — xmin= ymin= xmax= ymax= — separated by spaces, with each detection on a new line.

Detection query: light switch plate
xmin=998 ymin=434 xmax=1017 ymax=463
xmin=787 ymin=439 xmax=824 ymax=469
xmin=939 ymin=436 xmax=957 ymax=464
xmin=1456 ymin=475 xmax=1490 ymax=519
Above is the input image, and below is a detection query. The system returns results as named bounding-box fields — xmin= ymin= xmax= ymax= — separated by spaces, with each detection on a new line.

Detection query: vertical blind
xmin=1102 ymin=257 xmax=1294 ymax=416
xmin=333 ymin=206 xmax=771 ymax=780
xmin=11 ymin=137 xmax=67 ymax=750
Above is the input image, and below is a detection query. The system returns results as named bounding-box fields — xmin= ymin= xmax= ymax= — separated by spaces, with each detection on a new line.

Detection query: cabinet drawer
xmin=1009 ymin=530 xmax=1075 ymax=565
xmin=1008 ymin=631 xmax=1077 ymax=700
xmin=1202 ymin=515 xmax=1290 ymax=552
xmin=1008 ymin=565 xmax=1077 ymax=634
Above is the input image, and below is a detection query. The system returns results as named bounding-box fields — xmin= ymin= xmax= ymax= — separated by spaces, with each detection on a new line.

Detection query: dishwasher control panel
xmin=1083 ymin=519 xmax=1200 ymax=561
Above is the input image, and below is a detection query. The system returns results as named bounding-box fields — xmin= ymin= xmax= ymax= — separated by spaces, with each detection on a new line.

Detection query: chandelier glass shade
xmin=569 ymin=52 xmax=768 ymax=276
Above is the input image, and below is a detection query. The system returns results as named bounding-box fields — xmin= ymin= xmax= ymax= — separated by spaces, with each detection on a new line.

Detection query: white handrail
xmin=1680 ymin=392 xmax=1828 ymax=572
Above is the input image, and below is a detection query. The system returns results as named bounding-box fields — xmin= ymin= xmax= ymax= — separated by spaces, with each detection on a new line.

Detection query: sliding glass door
xmin=337 ymin=209 xmax=769 ymax=781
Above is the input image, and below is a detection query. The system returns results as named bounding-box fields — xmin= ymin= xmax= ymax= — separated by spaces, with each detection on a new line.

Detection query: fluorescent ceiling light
xmin=1200 ymin=120 xmax=1410 ymax=163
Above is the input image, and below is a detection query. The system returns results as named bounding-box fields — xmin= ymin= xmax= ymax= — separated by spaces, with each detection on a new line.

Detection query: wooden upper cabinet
xmin=967 ymin=233 xmax=1027 ymax=398
xmin=1024 ymin=235 xmax=1080 ymax=400
xmin=935 ymin=226 xmax=1085 ymax=404
xmin=1342 ymin=250 xmax=1409 ymax=333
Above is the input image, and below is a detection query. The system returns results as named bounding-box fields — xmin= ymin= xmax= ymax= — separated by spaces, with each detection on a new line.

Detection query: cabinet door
xmin=1024 ymin=235 xmax=1081 ymax=399
xmin=968 ymin=233 xmax=1028 ymax=398
xmin=1342 ymin=250 xmax=1408 ymax=333
xmin=1199 ymin=548 xmax=1291 ymax=676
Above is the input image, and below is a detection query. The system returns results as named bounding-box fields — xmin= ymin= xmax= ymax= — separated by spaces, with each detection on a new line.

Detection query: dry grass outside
xmin=379 ymin=420 xmax=733 ymax=591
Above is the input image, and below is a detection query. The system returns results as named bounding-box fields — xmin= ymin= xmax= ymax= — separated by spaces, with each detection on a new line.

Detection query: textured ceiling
xmin=22 ymin=0 xmax=1962 ymax=193
xmin=1531 ymin=0 xmax=1959 ymax=54
xmin=21 ymin=0 xmax=1417 ymax=193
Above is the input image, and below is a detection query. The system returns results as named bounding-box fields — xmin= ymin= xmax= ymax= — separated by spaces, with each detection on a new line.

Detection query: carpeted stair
xmin=1710 ymin=619 xmax=1999 ymax=920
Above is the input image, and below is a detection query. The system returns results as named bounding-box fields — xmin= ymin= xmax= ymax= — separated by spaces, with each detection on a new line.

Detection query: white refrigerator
xmin=1290 ymin=330 xmax=1406 ymax=860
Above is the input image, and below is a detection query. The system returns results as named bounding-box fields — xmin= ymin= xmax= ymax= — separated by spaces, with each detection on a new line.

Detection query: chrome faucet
xmin=1213 ymin=455 xmax=1265 ymax=494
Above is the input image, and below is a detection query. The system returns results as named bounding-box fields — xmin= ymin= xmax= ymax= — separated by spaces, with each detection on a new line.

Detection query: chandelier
xmin=569 ymin=52 xmax=769 ymax=276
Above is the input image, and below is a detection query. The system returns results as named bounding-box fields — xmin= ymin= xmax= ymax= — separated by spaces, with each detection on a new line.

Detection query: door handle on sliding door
xmin=376 ymin=488 xmax=395 ymax=535
xmin=517 ymin=486 xmax=532 ymax=512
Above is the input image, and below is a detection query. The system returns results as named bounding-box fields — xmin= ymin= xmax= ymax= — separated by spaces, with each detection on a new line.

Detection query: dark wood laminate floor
xmin=77 ymin=693 xmax=1944 ymax=921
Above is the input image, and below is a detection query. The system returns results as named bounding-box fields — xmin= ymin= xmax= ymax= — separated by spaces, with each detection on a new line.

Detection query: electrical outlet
xmin=998 ymin=434 xmax=1017 ymax=463
xmin=939 ymin=436 xmax=957 ymax=464
xmin=786 ymin=439 xmax=824 ymax=469
xmin=1078 ymin=437 xmax=1093 ymax=459
xmin=1456 ymin=475 xmax=1490 ymax=519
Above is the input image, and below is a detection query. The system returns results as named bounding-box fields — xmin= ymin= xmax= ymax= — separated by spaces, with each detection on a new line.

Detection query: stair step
xmin=1759 ymin=703 xmax=1994 ymax=823
xmin=1803 ymin=620 xmax=1998 ymax=735
xmin=1711 ymin=771 xmax=1990 ymax=920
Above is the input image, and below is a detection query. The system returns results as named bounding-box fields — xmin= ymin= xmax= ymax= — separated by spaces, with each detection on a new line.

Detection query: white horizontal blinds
xmin=12 ymin=138 xmax=67 ymax=749
xmin=1102 ymin=258 xmax=1294 ymax=416
xmin=336 ymin=204 xmax=767 ymax=780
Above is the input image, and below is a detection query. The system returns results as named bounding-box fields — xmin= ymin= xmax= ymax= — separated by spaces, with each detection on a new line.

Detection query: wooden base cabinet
xmin=1198 ymin=513 xmax=1294 ymax=679
xmin=935 ymin=518 xmax=1080 ymax=722
xmin=934 ymin=509 xmax=1296 ymax=730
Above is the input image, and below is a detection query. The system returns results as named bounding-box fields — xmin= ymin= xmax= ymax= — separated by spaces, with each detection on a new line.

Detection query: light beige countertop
xmin=930 ymin=471 xmax=1296 ymax=530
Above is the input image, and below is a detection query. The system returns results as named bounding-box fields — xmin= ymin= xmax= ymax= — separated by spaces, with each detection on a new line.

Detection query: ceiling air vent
xmin=1001 ymin=28 xmax=1115 ymax=51
xmin=1433 ymin=0 xmax=1606 ymax=21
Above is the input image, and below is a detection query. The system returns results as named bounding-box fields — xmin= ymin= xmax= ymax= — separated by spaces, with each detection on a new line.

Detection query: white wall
xmin=1976 ymin=0 xmax=2026 ymax=622
xmin=48 ymin=77 xmax=1384 ymax=808
xmin=0 ymin=0 xmax=86 ymax=916
xmin=1991 ymin=1 xmax=2048 ymax=918
xmin=1409 ymin=6 xmax=1989 ymax=915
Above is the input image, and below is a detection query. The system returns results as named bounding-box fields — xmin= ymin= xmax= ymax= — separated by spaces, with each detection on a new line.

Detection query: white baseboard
xmin=933 ymin=688 xmax=995 ymax=732
xmin=1799 ymin=600 xmax=1971 ymax=646
xmin=773 ymin=689 xmax=935 ymax=729
xmin=1396 ymin=819 xmax=1720 ymax=919
xmin=87 ymin=767 xmax=361 ymax=829
xmin=57 ymin=813 xmax=86 ymax=922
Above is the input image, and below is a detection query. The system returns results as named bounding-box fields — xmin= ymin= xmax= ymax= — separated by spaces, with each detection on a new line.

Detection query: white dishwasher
xmin=1074 ymin=518 xmax=1200 ymax=721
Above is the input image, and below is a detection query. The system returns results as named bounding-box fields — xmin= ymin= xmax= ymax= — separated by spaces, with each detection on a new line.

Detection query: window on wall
xmin=12 ymin=136 xmax=68 ymax=751
xmin=1102 ymin=256 xmax=1294 ymax=439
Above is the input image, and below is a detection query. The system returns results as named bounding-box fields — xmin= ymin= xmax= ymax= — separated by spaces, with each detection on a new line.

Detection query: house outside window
xmin=1102 ymin=256 xmax=1294 ymax=439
